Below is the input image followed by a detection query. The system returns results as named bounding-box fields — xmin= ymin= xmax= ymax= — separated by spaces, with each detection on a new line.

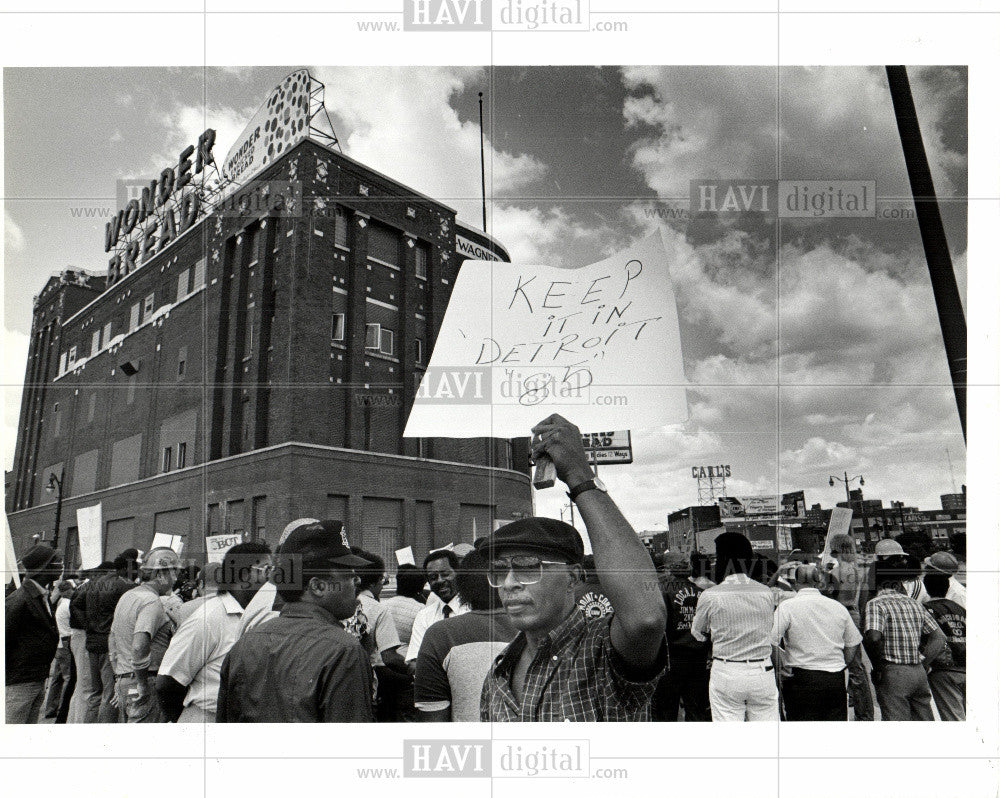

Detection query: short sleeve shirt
xmin=864 ymin=590 xmax=940 ymax=665
xmin=481 ymin=609 xmax=666 ymax=722
xmin=357 ymin=591 xmax=402 ymax=668
xmin=415 ymin=610 xmax=517 ymax=721
xmin=158 ymin=592 xmax=245 ymax=713
xmin=109 ymin=584 xmax=171 ymax=674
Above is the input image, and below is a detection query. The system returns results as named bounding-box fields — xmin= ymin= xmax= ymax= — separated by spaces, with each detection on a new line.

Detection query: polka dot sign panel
xmin=223 ymin=69 xmax=311 ymax=182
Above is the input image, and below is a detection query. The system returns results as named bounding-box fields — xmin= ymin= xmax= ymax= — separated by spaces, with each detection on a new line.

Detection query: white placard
xmin=394 ymin=546 xmax=415 ymax=566
xmin=205 ymin=533 xmax=242 ymax=564
xmin=5 ymin=517 xmax=21 ymax=589
xmin=823 ymin=507 xmax=855 ymax=555
xmin=404 ymin=232 xmax=687 ymax=438
xmin=76 ymin=504 xmax=103 ymax=569
xmin=150 ymin=533 xmax=184 ymax=555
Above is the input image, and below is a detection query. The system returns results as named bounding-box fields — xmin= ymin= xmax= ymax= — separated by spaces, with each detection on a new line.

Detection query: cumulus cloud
xmin=311 ymin=66 xmax=547 ymax=228
xmin=621 ymin=65 xmax=966 ymax=200
xmin=4 ymin=211 xmax=26 ymax=253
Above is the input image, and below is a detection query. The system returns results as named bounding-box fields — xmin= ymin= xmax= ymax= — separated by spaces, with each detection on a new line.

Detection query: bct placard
xmin=404 ymin=232 xmax=687 ymax=438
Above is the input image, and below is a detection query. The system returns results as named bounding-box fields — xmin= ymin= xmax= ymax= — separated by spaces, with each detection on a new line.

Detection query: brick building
xmin=7 ymin=135 xmax=532 ymax=571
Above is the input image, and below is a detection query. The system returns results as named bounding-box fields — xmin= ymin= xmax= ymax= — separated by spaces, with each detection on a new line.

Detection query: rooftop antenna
xmin=307 ymin=73 xmax=342 ymax=152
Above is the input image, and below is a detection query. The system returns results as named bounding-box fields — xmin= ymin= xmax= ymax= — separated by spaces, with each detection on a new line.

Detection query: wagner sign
xmin=104 ymin=128 xmax=217 ymax=285
xmin=222 ymin=69 xmax=311 ymax=184
xmin=455 ymin=233 xmax=504 ymax=262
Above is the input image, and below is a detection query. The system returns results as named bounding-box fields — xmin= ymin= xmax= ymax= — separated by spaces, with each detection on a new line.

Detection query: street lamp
xmin=829 ymin=471 xmax=870 ymax=541
xmin=45 ymin=471 xmax=64 ymax=552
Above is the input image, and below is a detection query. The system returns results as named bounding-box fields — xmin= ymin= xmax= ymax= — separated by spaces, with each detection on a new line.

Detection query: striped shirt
xmin=864 ymin=589 xmax=940 ymax=665
xmin=690 ymin=573 xmax=776 ymax=661
xmin=481 ymin=609 xmax=666 ymax=722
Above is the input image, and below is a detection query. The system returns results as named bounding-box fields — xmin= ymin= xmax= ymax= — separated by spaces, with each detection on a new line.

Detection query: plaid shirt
xmin=864 ymin=589 xmax=940 ymax=665
xmin=480 ymin=608 xmax=666 ymax=722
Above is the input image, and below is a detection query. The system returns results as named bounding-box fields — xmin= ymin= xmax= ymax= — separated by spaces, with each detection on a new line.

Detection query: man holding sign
xmin=478 ymin=414 xmax=667 ymax=722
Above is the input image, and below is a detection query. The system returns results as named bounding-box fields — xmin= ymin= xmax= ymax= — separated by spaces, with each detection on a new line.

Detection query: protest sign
xmin=206 ymin=533 xmax=242 ymax=564
xmin=5 ymin=518 xmax=20 ymax=589
xmin=395 ymin=546 xmax=415 ymax=566
xmin=76 ymin=504 xmax=103 ymax=569
xmin=404 ymin=231 xmax=687 ymax=438
xmin=822 ymin=507 xmax=854 ymax=557
xmin=151 ymin=533 xmax=184 ymax=554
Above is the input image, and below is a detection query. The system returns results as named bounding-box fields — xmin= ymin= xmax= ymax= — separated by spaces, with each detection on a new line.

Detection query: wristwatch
xmin=567 ymin=476 xmax=608 ymax=502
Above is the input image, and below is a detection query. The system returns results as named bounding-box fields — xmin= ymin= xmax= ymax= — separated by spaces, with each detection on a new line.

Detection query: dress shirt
xmin=55 ymin=597 xmax=73 ymax=641
xmin=357 ymin=590 xmax=401 ymax=667
xmin=690 ymin=573 xmax=775 ymax=661
xmin=381 ymin=594 xmax=425 ymax=656
xmin=405 ymin=595 xmax=469 ymax=662
xmin=771 ymin=588 xmax=862 ymax=671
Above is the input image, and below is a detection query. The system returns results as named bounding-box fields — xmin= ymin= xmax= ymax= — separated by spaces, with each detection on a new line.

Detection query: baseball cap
xmin=278 ymin=519 xmax=370 ymax=568
xmin=475 ymin=517 xmax=584 ymax=565
xmin=278 ymin=517 xmax=319 ymax=548
xmin=142 ymin=547 xmax=181 ymax=571
xmin=923 ymin=551 xmax=959 ymax=576
xmin=874 ymin=538 xmax=905 ymax=556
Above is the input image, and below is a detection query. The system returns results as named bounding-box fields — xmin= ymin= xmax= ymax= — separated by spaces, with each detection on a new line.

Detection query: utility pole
xmin=886 ymin=66 xmax=967 ymax=441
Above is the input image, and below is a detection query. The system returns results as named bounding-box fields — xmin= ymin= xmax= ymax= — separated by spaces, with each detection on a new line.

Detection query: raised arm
xmin=531 ymin=414 xmax=666 ymax=671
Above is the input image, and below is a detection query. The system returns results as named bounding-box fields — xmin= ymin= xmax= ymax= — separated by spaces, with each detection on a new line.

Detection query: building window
xmin=193 ymin=257 xmax=206 ymax=288
xmin=368 ymin=223 xmax=399 ymax=266
xmin=102 ymin=321 xmax=112 ymax=348
xmin=162 ymin=446 xmax=172 ymax=472
xmin=58 ymin=352 xmax=68 ymax=374
xmin=227 ymin=499 xmax=245 ymax=537
xmin=379 ymin=328 xmax=394 ymax=356
xmin=53 ymin=403 xmax=61 ymax=437
xmin=91 ymin=329 xmax=101 ymax=355
xmin=129 ymin=303 xmax=140 ymax=332
xmin=365 ymin=323 xmax=380 ymax=350
xmin=68 ymin=345 xmax=77 ymax=364
xmin=127 ymin=374 xmax=137 ymax=405
xmin=177 ymin=442 xmax=187 ymax=469
xmin=332 ymin=313 xmax=345 ymax=342
xmin=414 ymin=337 xmax=424 ymax=364
xmin=87 ymin=393 xmax=97 ymax=424
xmin=252 ymin=495 xmax=267 ymax=542
xmin=177 ymin=346 xmax=187 ymax=379
xmin=143 ymin=293 xmax=155 ymax=320
xmin=415 ymin=245 xmax=428 ymax=280
xmin=177 ymin=268 xmax=190 ymax=301
xmin=334 ymin=207 xmax=349 ymax=248
xmin=244 ymin=322 xmax=254 ymax=359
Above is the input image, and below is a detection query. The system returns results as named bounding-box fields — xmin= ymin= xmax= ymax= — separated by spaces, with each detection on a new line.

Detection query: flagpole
xmin=479 ymin=92 xmax=487 ymax=233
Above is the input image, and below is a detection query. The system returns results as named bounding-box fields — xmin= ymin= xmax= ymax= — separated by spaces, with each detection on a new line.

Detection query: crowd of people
xmin=6 ymin=415 xmax=966 ymax=724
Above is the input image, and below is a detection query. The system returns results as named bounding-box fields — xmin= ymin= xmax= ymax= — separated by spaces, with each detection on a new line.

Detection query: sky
xmin=2 ymin=65 xmax=969 ymax=532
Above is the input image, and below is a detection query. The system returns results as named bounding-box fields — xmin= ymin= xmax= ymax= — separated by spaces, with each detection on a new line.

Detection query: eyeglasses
xmin=487 ymin=556 xmax=567 ymax=587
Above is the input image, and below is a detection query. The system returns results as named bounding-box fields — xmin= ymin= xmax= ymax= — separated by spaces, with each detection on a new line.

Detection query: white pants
xmin=709 ymin=659 xmax=780 ymax=722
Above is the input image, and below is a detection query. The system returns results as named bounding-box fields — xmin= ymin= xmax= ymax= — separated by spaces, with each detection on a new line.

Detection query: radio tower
xmin=696 ymin=470 xmax=728 ymax=506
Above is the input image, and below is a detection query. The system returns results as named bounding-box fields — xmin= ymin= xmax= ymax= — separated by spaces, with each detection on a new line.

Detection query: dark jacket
xmin=217 ymin=602 xmax=374 ymax=723
xmin=69 ymin=579 xmax=91 ymax=630
xmin=5 ymin=580 xmax=59 ymax=685
xmin=84 ymin=573 xmax=134 ymax=653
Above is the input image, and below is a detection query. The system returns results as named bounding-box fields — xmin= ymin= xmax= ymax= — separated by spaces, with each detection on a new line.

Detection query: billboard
xmin=223 ymin=69 xmax=311 ymax=184
xmin=581 ymin=430 xmax=632 ymax=465
xmin=718 ymin=495 xmax=781 ymax=519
